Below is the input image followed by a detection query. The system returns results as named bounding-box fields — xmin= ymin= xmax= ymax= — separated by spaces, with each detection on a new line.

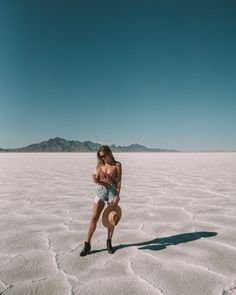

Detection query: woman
xmin=80 ymin=145 xmax=122 ymax=256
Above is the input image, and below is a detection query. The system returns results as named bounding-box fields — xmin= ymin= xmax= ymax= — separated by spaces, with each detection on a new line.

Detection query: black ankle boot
xmin=107 ymin=238 xmax=115 ymax=254
xmin=80 ymin=241 xmax=91 ymax=257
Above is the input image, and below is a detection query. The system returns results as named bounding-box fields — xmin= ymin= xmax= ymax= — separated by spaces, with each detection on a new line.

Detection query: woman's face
xmin=99 ymin=151 xmax=112 ymax=164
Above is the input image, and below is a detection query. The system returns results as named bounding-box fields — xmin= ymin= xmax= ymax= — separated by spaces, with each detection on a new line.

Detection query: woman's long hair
xmin=96 ymin=145 xmax=116 ymax=167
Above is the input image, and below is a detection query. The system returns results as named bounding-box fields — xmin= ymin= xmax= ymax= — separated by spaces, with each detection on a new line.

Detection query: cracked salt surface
xmin=0 ymin=152 xmax=236 ymax=295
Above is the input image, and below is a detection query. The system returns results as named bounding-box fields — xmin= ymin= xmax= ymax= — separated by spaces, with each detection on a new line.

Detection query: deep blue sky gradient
xmin=0 ymin=0 xmax=236 ymax=151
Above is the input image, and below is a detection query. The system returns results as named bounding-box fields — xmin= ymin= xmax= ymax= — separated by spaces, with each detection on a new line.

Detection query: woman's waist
xmin=97 ymin=182 xmax=116 ymax=188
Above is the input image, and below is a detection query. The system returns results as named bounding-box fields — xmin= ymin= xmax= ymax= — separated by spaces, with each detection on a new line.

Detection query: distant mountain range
xmin=0 ymin=137 xmax=179 ymax=152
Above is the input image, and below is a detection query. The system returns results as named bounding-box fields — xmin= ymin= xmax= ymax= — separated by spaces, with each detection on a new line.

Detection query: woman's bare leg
xmin=86 ymin=200 xmax=105 ymax=243
xmin=107 ymin=225 xmax=115 ymax=239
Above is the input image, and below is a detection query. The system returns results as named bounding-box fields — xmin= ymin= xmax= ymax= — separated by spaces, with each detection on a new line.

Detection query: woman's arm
xmin=92 ymin=166 xmax=100 ymax=184
xmin=115 ymin=162 xmax=122 ymax=197
xmin=110 ymin=162 xmax=122 ymax=206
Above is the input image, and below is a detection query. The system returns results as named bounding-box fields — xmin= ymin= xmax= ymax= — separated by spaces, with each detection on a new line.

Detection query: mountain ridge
xmin=0 ymin=137 xmax=179 ymax=152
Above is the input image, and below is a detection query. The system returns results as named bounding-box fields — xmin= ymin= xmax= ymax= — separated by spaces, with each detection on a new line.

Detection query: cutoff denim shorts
xmin=94 ymin=184 xmax=116 ymax=204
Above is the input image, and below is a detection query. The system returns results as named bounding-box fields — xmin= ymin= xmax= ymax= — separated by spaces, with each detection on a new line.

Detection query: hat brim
xmin=102 ymin=205 xmax=122 ymax=228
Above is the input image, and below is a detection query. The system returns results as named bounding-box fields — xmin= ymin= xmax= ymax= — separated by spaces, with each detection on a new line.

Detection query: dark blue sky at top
xmin=0 ymin=0 xmax=235 ymax=151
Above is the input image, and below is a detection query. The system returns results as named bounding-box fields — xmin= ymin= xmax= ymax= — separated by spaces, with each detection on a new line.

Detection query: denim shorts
xmin=94 ymin=184 xmax=116 ymax=204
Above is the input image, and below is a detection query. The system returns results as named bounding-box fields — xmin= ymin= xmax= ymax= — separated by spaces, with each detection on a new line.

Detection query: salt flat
xmin=0 ymin=152 xmax=236 ymax=295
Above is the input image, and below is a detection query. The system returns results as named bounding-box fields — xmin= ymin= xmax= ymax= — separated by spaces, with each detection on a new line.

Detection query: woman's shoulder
xmin=96 ymin=163 xmax=103 ymax=169
xmin=115 ymin=161 xmax=122 ymax=168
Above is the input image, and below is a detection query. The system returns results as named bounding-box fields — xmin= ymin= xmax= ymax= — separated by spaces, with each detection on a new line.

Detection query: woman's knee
xmin=90 ymin=215 xmax=99 ymax=224
xmin=90 ymin=200 xmax=105 ymax=223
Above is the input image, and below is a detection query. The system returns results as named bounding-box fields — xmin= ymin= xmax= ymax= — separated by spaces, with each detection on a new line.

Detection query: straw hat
xmin=102 ymin=205 xmax=122 ymax=228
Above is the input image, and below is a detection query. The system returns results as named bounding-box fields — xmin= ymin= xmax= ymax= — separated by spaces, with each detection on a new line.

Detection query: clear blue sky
xmin=0 ymin=0 xmax=235 ymax=151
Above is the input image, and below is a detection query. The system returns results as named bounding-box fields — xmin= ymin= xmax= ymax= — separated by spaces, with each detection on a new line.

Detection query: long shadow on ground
xmin=89 ymin=231 xmax=217 ymax=254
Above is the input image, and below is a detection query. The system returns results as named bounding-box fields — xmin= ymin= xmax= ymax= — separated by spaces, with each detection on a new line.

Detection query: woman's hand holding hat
xmin=110 ymin=195 xmax=120 ymax=207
